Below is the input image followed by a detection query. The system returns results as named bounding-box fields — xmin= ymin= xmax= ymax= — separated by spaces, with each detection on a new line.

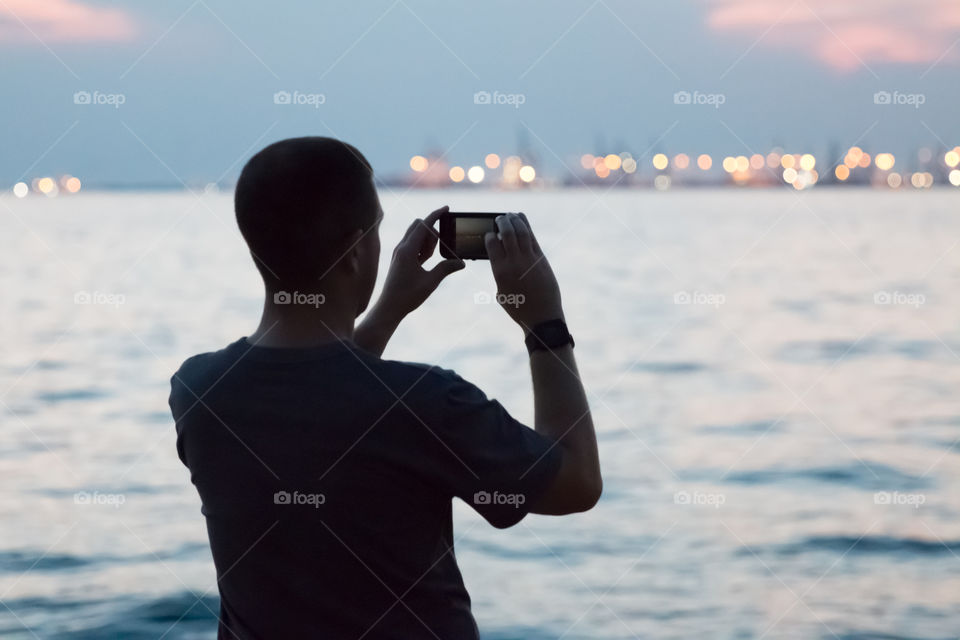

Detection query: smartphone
xmin=439 ymin=212 xmax=503 ymax=260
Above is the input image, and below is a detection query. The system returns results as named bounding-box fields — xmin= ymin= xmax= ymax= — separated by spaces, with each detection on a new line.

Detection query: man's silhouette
xmin=169 ymin=137 xmax=601 ymax=639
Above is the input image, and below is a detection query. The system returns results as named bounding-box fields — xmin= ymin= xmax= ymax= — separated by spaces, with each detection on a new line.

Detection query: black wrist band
xmin=525 ymin=319 xmax=574 ymax=355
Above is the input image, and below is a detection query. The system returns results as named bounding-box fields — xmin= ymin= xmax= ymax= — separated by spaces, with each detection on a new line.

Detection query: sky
xmin=1 ymin=0 xmax=958 ymax=185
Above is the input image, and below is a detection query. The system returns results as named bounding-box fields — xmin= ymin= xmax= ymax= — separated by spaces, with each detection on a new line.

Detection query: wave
xmin=719 ymin=462 xmax=930 ymax=491
xmin=776 ymin=338 xmax=881 ymax=363
xmin=742 ymin=534 xmax=960 ymax=558
xmin=776 ymin=338 xmax=951 ymax=364
xmin=0 ymin=542 xmax=209 ymax=574
xmin=0 ymin=592 xmax=219 ymax=640
xmin=630 ymin=361 xmax=705 ymax=374
xmin=35 ymin=388 xmax=108 ymax=404
xmin=699 ymin=419 xmax=782 ymax=435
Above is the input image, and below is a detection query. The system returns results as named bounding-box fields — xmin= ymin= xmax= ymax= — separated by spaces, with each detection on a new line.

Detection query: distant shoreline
xmin=18 ymin=183 xmax=955 ymax=193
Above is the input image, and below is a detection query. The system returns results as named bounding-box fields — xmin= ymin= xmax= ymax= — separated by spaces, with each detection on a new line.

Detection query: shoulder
xmin=169 ymin=340 xmax=244 ymax=396
xmin=373 ymin=355 xmax=461 ymax=388
xmin=372 ymin=355 xmax=484 ymax=403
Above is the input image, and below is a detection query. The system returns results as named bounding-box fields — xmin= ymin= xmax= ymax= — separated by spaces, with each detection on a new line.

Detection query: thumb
xmin=429 ymin=258 xmax=465 ymax=283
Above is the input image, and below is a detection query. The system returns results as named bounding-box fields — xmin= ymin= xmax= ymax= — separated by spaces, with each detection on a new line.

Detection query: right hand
xmin=377 ymin=205 xmax=465 ymax=320
xmin=484 ymin=213 xmax=564 ymax=330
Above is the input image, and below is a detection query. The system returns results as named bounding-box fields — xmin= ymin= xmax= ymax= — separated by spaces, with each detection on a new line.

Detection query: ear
xmin=343 ymin=228 xmax=365 ymax=275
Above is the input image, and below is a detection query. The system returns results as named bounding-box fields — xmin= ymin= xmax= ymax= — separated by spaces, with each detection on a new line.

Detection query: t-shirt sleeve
xmin=420 ymin=371 xmax=563 ymax=529
xmin=169 ymin=368 xmax=190 ymax=466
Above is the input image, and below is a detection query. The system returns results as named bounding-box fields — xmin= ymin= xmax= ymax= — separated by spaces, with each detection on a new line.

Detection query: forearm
xmin=353 ymin=301 xmax=404 ymax=357
xmin=529 ymin=343 xmax=600 ymax=485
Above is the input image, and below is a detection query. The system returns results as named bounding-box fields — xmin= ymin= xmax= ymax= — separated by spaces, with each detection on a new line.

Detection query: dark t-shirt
xmin=169 ymin=337 xmax=562 ymax=639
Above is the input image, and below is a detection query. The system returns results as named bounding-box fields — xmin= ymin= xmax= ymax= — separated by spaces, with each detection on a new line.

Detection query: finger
xmin=517 ymin=212 xmax=543 ymax=255
xmin=418 ymin=228 xmax=439 ymax=263
xmin=495 ymin=214 xmax=520 ymax=255
xmin=413 ymin=206 xmax=448 ymax=258
xmin=400 ymin=218 xmax=421 ymax=245
xmin=510 ymin=212 xmax=533 ymax=254
xmin=484 ymin=231 xmax=505 ymax=262
xmin=423 ymin=205 xmax=449 ymax=228
xmin=429 ymin=258 xmax=465 ymax=283
xmin=400 ymin=206 xmax=447 ymax=253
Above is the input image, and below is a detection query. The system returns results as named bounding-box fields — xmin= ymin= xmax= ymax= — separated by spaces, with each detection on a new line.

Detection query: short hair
xmin=235 ymin=137 xmax=379 ymax=288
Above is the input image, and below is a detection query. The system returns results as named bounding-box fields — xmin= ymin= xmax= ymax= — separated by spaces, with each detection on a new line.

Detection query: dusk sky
xmin=2 ymin=0 xmax=958 ymax=184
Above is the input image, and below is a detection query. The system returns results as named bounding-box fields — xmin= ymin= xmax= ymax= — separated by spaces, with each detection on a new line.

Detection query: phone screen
xmin=439 ymin=212 xmax=501 ymax=260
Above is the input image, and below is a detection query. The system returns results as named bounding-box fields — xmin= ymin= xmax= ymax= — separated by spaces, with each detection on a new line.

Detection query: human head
xmin=235 ymin=137 xmax=381 ymax=315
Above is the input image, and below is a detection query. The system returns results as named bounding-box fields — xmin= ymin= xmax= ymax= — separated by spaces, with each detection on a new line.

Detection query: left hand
xmin=376 ymin=205 xmax=465 ymax=320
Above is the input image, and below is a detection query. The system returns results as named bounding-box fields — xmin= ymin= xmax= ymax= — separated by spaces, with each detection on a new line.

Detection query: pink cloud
xmin=707 ymin=0 xmax=960 ymax=71
xmin=0 ymin=0 xmax=137 ymax=44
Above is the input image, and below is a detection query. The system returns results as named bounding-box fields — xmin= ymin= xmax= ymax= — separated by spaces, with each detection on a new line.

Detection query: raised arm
xmin=484 ymin=213 xmax=602 ymax=514
xmin=354 ymin=206 xmax=464 ymax=356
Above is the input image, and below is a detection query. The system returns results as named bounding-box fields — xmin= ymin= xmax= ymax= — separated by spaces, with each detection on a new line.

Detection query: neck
xmin=247 ymin=288 xmax=356 ymax=348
